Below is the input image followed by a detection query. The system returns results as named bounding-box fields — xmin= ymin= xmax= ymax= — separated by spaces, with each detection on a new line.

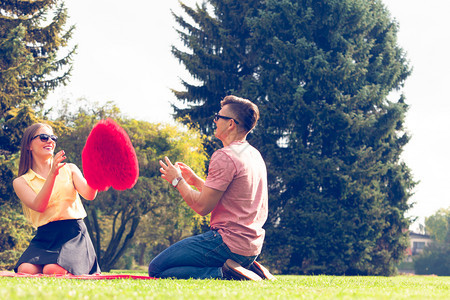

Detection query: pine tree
xmin=0 ymin=0 xmax=75 ymax=153
xmin=251 ymin=0 xmax=414 ymax=276
xmin=172 ymin=0 xmax=263 ymax=138
xmin=172 ymin=0 xmax=414 ymax=275
xmin=0 ymin=0 xmax=75 ymax=269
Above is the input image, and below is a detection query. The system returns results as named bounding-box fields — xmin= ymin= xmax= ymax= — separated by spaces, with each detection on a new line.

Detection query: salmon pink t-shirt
xmin=205 ymin=141 xmax=268 ymax=256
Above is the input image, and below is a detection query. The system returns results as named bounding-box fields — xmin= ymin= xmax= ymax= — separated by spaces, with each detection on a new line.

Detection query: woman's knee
xmin=17 ymin=263 xmax=42 ymax=274
xmin=43 ymin=264 xmax=70 ymax=275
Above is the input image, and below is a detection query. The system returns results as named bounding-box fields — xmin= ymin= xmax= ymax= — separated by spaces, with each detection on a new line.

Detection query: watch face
xmin=172 ymin=177 xmax=180 ymax=187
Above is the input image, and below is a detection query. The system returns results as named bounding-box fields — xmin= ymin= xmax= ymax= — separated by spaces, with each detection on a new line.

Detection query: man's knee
xmin=148 ymin=260 xmax=161 ymax=277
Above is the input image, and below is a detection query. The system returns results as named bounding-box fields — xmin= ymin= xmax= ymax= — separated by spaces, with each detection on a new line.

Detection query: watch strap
xmin=172 ymin=176 xmax=183 ymax=188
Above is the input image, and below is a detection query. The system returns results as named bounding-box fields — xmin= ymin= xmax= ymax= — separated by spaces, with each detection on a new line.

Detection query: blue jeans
xmin=148 ymin=230 xmax=257 ymax=279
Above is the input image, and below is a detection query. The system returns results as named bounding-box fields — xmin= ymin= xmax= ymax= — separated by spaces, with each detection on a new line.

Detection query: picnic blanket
xmin=0 ymin=271 xmax=155 ymax=280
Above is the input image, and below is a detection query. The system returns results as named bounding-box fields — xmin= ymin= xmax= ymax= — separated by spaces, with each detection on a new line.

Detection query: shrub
xmin=414 ymin=242 xmax=450 ymax=276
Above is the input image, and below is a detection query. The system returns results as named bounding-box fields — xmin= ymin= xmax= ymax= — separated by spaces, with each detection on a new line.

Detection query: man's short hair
xmin=221 ymin=95 xmax=260 ymax=132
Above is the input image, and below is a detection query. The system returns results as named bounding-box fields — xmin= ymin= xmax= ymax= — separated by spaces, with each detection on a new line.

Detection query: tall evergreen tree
xmin=172 ymin=0 xmax=263 ymax=138
xmin=0 ymin=0 xmax=75 ymax=269
xmin=172 ymin=0 xmax=414 ymax=275
xmin=0 ymin=0 xmax=75 ymax=154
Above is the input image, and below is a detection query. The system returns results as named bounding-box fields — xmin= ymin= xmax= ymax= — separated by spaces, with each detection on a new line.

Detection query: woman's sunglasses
xmin=31 ymin=134 xmax=58 ymax=143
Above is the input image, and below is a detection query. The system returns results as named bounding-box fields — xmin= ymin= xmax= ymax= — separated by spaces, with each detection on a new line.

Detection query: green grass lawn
xmin=0 ymin=273 xmax=449 ymax=299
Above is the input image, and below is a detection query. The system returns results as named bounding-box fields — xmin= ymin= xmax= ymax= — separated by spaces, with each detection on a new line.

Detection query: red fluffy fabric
xmin=0 ymin=271 xmax=155 ymax=280
xmin=82 ymin=118 xmax=139 ymax=191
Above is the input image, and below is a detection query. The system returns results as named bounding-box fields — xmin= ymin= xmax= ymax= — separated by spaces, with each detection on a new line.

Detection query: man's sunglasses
xmin=31 ymin=134 xmax=58 ymax=143
xmin=214 ymin=113 xmax=239 ymax=124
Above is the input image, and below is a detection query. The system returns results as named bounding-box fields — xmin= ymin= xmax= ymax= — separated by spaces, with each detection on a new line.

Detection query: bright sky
xmin=46 ymin=0 xmax=449 ymax=229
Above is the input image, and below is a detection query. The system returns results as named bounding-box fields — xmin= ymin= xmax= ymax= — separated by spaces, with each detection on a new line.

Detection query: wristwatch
xmin=172 ymin=176 xmax=183 ymax=188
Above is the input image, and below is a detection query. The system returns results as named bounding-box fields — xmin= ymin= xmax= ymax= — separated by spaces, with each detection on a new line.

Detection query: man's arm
xmin=177 ymin=161 xmax=205 ymax=192
xmin=159 ymin=157 xmax=223 ymax=216
xmin=175 ymin=180 xmax=223 ymax=216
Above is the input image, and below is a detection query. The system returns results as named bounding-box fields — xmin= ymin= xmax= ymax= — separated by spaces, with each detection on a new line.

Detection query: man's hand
xmin=175 ymin=162 xmax=205 ymax=191
xmin=159 ymin=156 xmax=182 ymax=184
xmin=159 ymin=157 xmax=222 ymax=216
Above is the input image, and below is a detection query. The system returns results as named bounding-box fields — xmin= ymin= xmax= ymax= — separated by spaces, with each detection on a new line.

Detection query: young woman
xmin=13 ymin=123 xmax=100 ymax=275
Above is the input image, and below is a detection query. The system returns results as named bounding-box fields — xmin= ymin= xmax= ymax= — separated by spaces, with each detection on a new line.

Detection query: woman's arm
xmin=69 ymin=163 xmax=98 ymax=200
xmin=13 ymin=150 xmax=66 ymax=212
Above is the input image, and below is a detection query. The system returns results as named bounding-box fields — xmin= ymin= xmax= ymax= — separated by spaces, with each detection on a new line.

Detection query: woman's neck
xmin=31 ymin=157 xmax=52 ymax=178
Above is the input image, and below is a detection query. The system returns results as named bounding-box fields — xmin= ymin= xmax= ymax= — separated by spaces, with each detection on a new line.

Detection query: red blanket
xmin=0 ymin=271 xmax=155 ymax=280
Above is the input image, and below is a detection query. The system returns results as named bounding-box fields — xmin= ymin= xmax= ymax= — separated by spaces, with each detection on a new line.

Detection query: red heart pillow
xmin=82 ymin=118 xmax=139 ymax=191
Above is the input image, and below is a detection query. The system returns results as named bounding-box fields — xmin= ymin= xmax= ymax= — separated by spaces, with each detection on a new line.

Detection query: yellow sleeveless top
xmin=20 ymin=164 xmax=87 ymax=228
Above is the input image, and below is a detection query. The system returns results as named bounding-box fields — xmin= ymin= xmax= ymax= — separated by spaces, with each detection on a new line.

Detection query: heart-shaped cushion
xmin=82 ymin=118 xmax=139 ymax=191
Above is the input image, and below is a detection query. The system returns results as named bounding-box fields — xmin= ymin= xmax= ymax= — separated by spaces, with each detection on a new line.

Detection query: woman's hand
xmin=49 ymin=150 xmax=67 ymax=178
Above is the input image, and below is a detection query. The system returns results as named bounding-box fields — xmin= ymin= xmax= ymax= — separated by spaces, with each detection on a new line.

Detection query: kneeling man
xmin=150 ymin=95 xmax=274 ymax=280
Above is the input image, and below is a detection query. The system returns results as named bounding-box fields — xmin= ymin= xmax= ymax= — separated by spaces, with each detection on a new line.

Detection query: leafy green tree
xmin=414 ymin=242 xmax=450 ymax=276
xmin=0 ymin=206 xmax=34 ymax=270
xmin=414 ymin=207 xmax=450 ymax=276
xmin=171 ymin=0 xmax=414 ymax=275
xmin=56 ymin=99 xmax=208 ymax=271
xmin=0 ymin=0 xmax=74 ymax=269
xmin=129 ymin=202 xmax=209 ymax=267
xmin=425 ymin=208 xmax=449 ymax=243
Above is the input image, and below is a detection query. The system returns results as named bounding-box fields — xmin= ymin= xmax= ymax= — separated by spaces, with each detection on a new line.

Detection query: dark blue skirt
xmin=14 ymin=219 xmax=101 ymax=275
